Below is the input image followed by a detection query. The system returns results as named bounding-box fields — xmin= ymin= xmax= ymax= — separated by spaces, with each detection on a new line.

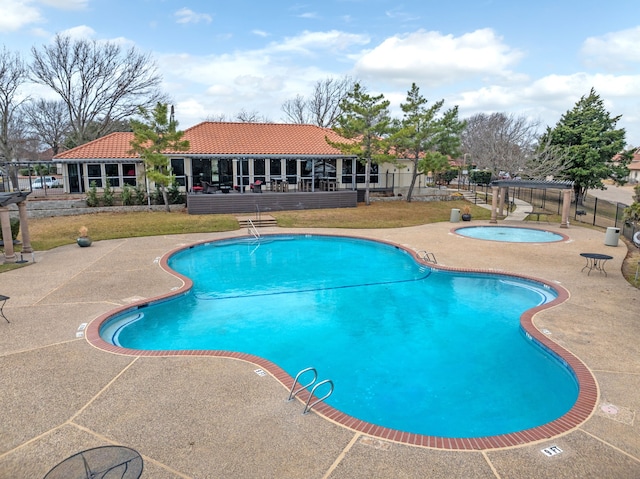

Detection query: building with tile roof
xmin=54 ymin=122 xmax=380 ymax=195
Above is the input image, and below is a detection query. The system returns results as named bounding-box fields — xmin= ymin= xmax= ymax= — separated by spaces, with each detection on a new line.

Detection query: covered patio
xmin=489 ymin=179 xmax=574 ymax=227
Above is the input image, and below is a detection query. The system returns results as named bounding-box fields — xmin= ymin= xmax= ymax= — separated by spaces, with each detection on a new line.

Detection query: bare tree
xmin=203 ymin=113 xmax=230 ymax=122
xmin=281 ymin=94 xmax=308 ymax=124
xmin=522 ymin=135 xmax=571 ymax=180
xmin=22 ymin=99 xmax=70 ymax=155
xmin=309 ymin=76 xmax=355 ymax=127
xmin=30 ymin=34 xmax=167 ymax=147
xmin=461 ymin=112 xmax=540 ymax=177
xmin=235 ymin=108 xmax=271 ymax=123
xmin=0 ymin=47 xmax=28 ymax=188
xmin=281 ymin=76 xmax=355 ymax=127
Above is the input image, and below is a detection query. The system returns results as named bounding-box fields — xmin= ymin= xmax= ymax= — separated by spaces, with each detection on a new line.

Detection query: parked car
xmin=32 ymin=176 xmax=60 ymax=189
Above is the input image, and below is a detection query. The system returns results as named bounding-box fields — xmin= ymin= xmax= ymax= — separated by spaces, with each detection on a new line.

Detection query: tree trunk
xmin=161 ymin=186 xmax=170 ymax=212
xmin=406 ymin=157 xmax=419 ymax=203
xmin=364 ymin=158 xmax=371 ymax=206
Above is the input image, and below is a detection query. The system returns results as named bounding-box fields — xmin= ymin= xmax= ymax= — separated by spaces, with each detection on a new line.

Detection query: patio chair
xmin=251 ymin=180 xmax=263 ymax=193
xmin=201 ymin=181 xmax=219 ymax=194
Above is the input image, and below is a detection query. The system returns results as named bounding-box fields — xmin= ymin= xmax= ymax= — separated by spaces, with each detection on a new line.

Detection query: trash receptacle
xmin=604 ymin=227 xmax=620 ymax=246
xmin=450 ymin=208 xmax=460 ymax=223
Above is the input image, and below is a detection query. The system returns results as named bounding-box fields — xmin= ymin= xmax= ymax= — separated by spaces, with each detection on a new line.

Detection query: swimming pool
xmin=455 ymin=226 xmax=565 ymax=243
xmin=99 ymin=234 xmax=580 ymax=440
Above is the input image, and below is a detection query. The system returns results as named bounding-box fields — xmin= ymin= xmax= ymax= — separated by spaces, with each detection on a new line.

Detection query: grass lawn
xmin=0 ymin=200 xmax=486 ymax=273
xmin=3 ymin=199 xmax=636 ymax=289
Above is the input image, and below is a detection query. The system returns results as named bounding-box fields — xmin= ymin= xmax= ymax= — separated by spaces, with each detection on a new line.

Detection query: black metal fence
xmin=468 ymin=184 xmax=637 ymax=242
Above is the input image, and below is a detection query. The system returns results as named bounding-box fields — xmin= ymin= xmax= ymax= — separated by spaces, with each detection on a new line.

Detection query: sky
xmin=2 ymin=0 xmax=640 ymax=146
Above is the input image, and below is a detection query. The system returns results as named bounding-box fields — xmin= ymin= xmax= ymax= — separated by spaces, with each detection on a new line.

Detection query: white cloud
xmin=38 ymin=0 xmax=88 ymax=9
xmin=272 ymin=30 xmax=369 ymax=55
xmin=175 ymin=8 xmax=212 ymax=25
xmin=252 ymin=29 xmax=269 ymax=38
xmin=59 ymin=25 xmax=96 ymax=39
xmin=0 ymin=0 xmax=43 ymax=32
xmin=354 ymin=28 xmax=523 ymax=87
xmin=581 ymin=26 xmax=640 ymax=71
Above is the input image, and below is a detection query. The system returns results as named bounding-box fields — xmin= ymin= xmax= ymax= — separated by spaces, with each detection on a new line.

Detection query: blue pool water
xmin=455 ymin=226 xmax=564 ymax=243
xmin=101 ymin=235 xmax=578 ymax=438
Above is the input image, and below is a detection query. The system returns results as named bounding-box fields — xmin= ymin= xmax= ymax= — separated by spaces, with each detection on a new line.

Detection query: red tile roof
xmin=54 ymin=122 xmax=352 ymax=160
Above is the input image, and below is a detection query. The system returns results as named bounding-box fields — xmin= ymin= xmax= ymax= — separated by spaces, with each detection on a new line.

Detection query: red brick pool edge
xmin=84 ymin=234 xmax=597 ymax=451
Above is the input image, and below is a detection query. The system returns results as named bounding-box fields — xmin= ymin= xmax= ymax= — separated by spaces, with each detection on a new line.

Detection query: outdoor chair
xmin=201 ymin=181 xmax=219 ymax=194
xmin=251 ymin=180 xmax=263 ymax=193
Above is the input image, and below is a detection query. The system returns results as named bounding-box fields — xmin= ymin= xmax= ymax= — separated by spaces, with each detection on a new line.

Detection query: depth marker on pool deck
xmin=76 ymin=323 xmax=87 ymax=338
xmin=541 ymin=445 xmax=563 ymax=456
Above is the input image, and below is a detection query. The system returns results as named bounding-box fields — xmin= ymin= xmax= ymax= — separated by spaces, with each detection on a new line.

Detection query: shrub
xmin=86 ymin=181 xmax=99 ymax=207
xmin=167 ymin=181 xmax=185 ymax=205
xmin=10 ymin=217 xmax=20 ymax=240
xmin=102 ymin=181 xmax=114 ymax=206
xmin=121 ymin=184 xmax=134 ymax=206
xmin=133 ymin=184 xmax=147 ymax=205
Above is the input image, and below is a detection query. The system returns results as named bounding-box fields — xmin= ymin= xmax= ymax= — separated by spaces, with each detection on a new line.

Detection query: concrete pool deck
xmin=1 ymin=221 xmax=639 ymax=478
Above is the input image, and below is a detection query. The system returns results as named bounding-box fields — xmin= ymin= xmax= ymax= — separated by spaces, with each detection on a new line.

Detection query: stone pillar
xmin=498 ymin=187 xmax=506 ymax=216
xmin=0 ymin=206 xmax=16 ymax=263
xmin=560 ymin=189 xmax=571 ymax=228
xmin=490 ymin=186 xmax=499 ymax=224
xmin=17 ymin=201 xmax=33 ymax=253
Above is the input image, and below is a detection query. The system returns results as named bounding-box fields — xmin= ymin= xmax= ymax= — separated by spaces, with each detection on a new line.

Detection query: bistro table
xmin=580 ymin=252 xmax=613 ymax=277
xmin=0 ymin=294 xmax=9 ymax=323
xmin=43 ymin=445 xmax=143 ymax=479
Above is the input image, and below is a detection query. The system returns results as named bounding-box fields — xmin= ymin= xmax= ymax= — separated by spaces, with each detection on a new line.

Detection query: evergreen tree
xmin=392 ymin=83 xmax=465 ymax=201
xmin=129 ymin=103 xmax=189 ymax=211
xmin=327 ymin=83 xmax=391 ymax=205
xmin=541 ymin=88 xmax=627 ymax=203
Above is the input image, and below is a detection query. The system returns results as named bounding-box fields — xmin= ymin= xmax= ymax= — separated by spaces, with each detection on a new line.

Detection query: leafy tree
xmin=391 ymin=83 xmax=465 ymax=201
xmin=541 ymin=88 xmax=627 ymax=203
xmin=469 ymin=170 xmax=492 ymax=186
xmin=129 ymin=103 xmax=190 ymax=212
xmin=327 ymin=83 xmax=392 ymax=205
xmin=30 ymin=34 xmax=167 ymax=147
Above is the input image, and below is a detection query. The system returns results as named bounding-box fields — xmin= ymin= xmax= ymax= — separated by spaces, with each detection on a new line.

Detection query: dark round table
xmin=43 ymin=445 xmax=143 ymax=479
xmin=580 ymin=252 xmax=613 ymax=276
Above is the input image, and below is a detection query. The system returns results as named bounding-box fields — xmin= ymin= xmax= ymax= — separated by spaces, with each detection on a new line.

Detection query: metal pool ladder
xmin=417 ymin=250 xmax=437 ymax=264
xmin=287 ymin=367 xmax=334 ymax=414
xmin=247 ymin=219 xmax=261 ymax=239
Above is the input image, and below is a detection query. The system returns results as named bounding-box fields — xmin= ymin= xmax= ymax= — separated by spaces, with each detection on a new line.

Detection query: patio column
xmin=17 ymin=201 xmax=33 ymax=253
xmin=560 ymin=189 xmax=571 ymax=228
xmin=498 ymin=187 xmax=506 ymax=216
xmin=0 ymin=206 xmax=16 ymax=263
xmin=490 ymin=186 xmax=499 ymax=223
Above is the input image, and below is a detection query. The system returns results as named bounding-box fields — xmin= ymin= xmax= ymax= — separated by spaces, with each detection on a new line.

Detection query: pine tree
xmin=327 ymin=83 xmax=391 ymax=205
xmin=392 ymin=83 xmax=465 ymax=201
xmin=542 ymin=88 xmax=627 ymax=203
xmin=129 ymin=103 xmax=189 ymax=211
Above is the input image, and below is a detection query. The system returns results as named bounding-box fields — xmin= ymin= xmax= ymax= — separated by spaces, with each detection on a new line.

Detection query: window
xmin=286 ymin=159 xmax=297 ymax=184
xmin=105 ymin=164 xmax=120 ymax=187
xmin=254 ymin=159 xmax=265 ymax=183
xmin=123 ymin=163 xmax=137 ymax=186
xmin=269 ymin=159 xmax=282 ymax=177
xmin=341 ymin=160 xmax=378 ymax=184
xmin=87 ymin=164 xmax=102 ymax=187
xmin=171 ymin=158 xmax=185 ymax=186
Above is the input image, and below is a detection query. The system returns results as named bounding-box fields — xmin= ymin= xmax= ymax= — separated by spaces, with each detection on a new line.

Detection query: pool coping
xmin=84 ymin=233 xmax=597 ymax=451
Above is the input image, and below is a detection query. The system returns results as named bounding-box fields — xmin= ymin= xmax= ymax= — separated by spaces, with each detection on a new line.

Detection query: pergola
xmin=0 ymin=192 xmax=32 ymax=263
xmin=489 ymin=179 xmax=574 ymax=228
